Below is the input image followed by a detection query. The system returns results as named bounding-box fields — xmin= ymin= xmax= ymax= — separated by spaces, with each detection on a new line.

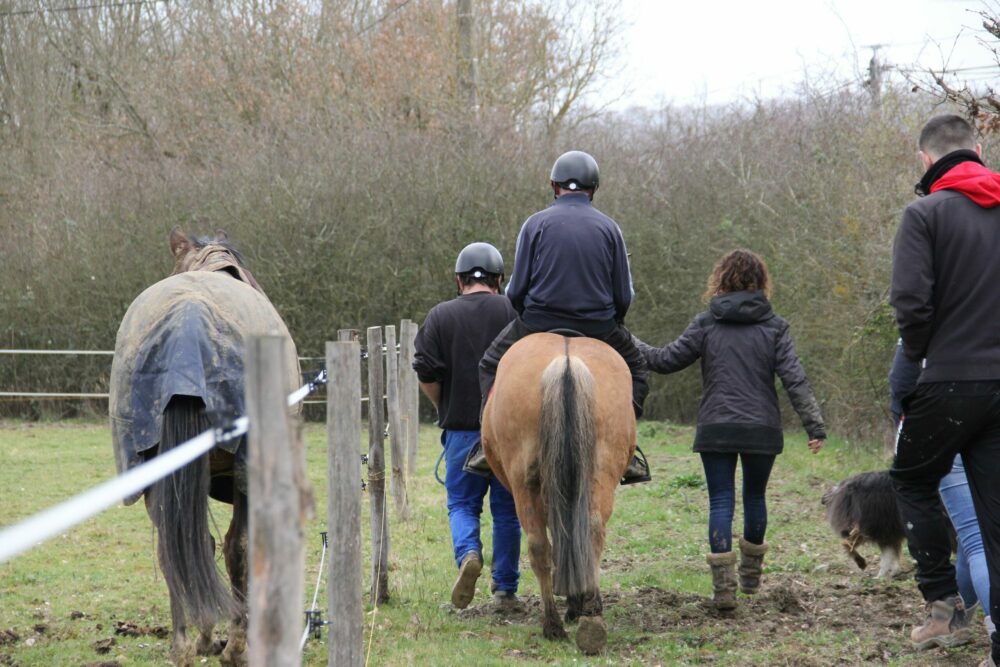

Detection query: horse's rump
xmin=484 ymin=333 xmax=635 ymax=495
xmin=110 ymin=271 xmax=299 ymax=505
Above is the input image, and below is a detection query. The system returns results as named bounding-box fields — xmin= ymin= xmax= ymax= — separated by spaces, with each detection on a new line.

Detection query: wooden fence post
xmin=338 ymin=329 xmax=360 ymax=342
xmin=246 ymin=335 xmax=305 ymax=667
xmin=365 ymin=326 xmax=390 ymax=604
xmin=399 ymin=319 xmax=420 ymax=476
xmin=327 ymin=341 xmax=363 ymax=667
xmin=385 ymin=326 xmax=409 ymax=521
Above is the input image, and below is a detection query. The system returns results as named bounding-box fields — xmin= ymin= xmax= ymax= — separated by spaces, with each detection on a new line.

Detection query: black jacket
xmin=891 ymin=156 xmax=1000 ymax=382
xmin=506 ymin=192 xmax=633 ymax=335
xmin=413 ymin=292 xmax=516 ymax=430
xmin=634 ymin=291 xmax=826 ymax=454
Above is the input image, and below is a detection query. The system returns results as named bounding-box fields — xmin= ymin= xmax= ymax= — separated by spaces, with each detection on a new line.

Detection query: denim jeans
xmin=940 ymin=454 xmax=994 ymax=631
xmin=700 ymin=452 xmax=776 ymax=553
xmin=443 ymin=430 xmax=521 ymax=593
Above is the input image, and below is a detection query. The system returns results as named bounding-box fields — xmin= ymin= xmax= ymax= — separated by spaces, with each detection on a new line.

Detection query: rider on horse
xmin=476 ymin=150 xmax=651 ymax=484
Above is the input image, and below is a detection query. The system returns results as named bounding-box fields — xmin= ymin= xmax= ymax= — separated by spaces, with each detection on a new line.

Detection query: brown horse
xmin=481 ymin=333 xmax=636 ymax=654
xmin=110 ymin=227 xmax=299 ymax=666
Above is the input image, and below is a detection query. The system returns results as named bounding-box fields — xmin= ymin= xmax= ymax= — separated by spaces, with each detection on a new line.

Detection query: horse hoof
xmin=564 ymin=608 xmax=580 ymax=624
xmin=543 ymin=621 xmax=569 ymax=641
xmin=220 ymin=641 xmax=248 ymax=667
xmin=576 ymin=616 xmax=607 ymax=655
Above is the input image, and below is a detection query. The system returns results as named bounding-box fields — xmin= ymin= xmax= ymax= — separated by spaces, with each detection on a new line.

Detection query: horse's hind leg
xmin=573 ymin=516 xmax=607 ymax=655
xmin=520 ymin=494 xmax=566 ymax=641
xmin=167 ymin=589 xmax=196 ymax=667
xmin=221 ymin=490 xmax=249 ymax=667
xmin=146 ymin=494 xmax=196 ymax=667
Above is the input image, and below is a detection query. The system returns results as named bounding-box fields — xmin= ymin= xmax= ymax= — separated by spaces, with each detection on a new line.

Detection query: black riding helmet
xmin=455 ymin=242 xmax=504 ymax=279
xmin=550 ymin=150 xmax=599 ymax=192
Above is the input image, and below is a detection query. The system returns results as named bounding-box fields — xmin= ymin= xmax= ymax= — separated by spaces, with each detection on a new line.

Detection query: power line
xmin=0 ymin=0 xmax=164 ymax=18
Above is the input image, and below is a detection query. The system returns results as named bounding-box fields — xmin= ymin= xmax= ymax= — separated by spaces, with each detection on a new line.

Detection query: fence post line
xmin=246 ymin=335 xmax=305 ymax=667
xmin=400 ymin=319 xmax=420 ymax=476
xmin=385 ymin=326 xmax=409 ymax=521
xmin=365 ymin=326 xmax=390 ymax=604
xmin=337 ymin=329 xmax=360 ymax=342
xmin=326 ymin=341 xmax=363 ymax=667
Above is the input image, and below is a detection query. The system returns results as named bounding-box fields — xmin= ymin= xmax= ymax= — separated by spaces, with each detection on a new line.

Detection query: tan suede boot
xmin=910 ymin=595 xmax=973 ymax=650
xmin=706 ymin=551 xmax=738 ymax=611
xmin=738 ymin=536 xmax=768 ymax=594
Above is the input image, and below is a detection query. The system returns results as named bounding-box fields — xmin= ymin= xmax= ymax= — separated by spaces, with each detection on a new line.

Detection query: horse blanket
xmin=110 ymin=270 xmax=299 ymax=505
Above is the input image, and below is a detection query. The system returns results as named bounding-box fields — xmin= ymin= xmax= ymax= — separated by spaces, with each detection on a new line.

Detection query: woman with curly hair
xmin=635 ymin=249 xmax=826 ymax=611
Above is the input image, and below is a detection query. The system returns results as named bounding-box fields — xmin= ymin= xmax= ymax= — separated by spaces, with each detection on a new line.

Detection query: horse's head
xmin=169 ymin=226 xmax=264 ymax=293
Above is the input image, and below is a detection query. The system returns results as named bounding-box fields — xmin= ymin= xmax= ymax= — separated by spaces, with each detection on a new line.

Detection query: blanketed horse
xmin=109 ymin=228 xmax=299 ymax=666
xmin=481 ymin=333 xmax=635 ymax=655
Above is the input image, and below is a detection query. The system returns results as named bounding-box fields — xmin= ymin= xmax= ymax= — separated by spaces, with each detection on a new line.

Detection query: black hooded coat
xmin=634 ymin=291 xmax=825 ymax=454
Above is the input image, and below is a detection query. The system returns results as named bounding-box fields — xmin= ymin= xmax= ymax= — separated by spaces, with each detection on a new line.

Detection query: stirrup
xmin=620 ymin=445 xmax=651 ymax=485
xmin=462 ymin=440 xmax=493 ymax=478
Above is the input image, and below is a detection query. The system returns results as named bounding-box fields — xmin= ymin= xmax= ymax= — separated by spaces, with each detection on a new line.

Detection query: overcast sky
xmin=606 ymin=0 xmax=996 ymax=108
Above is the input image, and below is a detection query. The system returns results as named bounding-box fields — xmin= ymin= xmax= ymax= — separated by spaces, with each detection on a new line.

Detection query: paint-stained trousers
xmin=890 ymin=381 xmax=1000 ymax=662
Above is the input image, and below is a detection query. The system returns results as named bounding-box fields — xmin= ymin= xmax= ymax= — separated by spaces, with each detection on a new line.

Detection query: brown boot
xmin=706 ymin=551 xmax=738 ymax=611
xmin=910 ymin=595 xmax=973 ymax=650
xmin=738 ymin=537 xmax=768 ymax=594
xmin=451 ymin=551 xmax=482 ymax=609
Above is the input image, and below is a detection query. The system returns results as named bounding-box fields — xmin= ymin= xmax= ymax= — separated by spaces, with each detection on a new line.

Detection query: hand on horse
xmin=808 ymin=438 xmax=824 ymax=454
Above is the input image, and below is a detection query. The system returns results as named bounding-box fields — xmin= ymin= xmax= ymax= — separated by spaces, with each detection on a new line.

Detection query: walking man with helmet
xmin=476 ymin=150 xmax=651 ymax=484
xmin=412 ymin=242 xmax=522 ymax=611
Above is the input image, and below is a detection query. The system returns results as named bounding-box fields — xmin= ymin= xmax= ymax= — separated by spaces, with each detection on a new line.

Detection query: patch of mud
xmin=763 ymin=582 xmax=806 ymax=614
xmin=456 ymin=595 xmax=540 ymax=625
xmin=603 ymin=573 xmax=989 ymax=664
xmin=0 ymin=631 xmax=17 ymax=647
xmin=93 ymin=638 xmax=116 ymax=654
xmin=113 ymin=620 xmax=168 ymax=638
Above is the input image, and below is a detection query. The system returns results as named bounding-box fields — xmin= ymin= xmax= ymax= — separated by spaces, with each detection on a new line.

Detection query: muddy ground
xmin=457 ymin=568 xmax=989 ymax=665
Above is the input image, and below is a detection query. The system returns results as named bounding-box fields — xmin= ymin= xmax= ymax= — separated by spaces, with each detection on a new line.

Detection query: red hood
xmin=930 ymin=161 xmax=1000 ymax=208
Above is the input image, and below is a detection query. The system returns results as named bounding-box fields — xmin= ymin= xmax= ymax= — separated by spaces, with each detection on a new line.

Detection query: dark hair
xmin=704 ymin=249 xmax=771 ymax=302
xmin=458 ymin=272 xmax=501 ymax=291
xmin=919 ymin=114 xmax=977 ymax=159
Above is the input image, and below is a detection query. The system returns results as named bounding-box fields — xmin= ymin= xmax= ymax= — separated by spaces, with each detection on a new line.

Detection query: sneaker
xmin=451 ymin=551 xmax=482 ymax=609
xmin=910 ymin=596 xmax=974 ymax=650
xmin=620 ymin=446 xmax=651 ymax=485
xmin=492 ymin=590 xmax=524 ymax=614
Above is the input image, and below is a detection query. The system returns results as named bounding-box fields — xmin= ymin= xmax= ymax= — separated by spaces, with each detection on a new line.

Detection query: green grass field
xmin=0 ymin=419 xmax=989 ymax=666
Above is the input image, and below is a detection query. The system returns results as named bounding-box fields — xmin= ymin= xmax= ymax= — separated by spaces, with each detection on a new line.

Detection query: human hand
xmin=808 ymin=438 xmax=824 ymax=454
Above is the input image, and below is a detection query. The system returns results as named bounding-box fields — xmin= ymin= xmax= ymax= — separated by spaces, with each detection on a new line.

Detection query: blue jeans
xmin=700 ymin=452 xmax=776 ymax=553
xmin=443 ymin=430 xmax=521 ymax=593
xmin=940 ymin=454 xmax=993 ymax=627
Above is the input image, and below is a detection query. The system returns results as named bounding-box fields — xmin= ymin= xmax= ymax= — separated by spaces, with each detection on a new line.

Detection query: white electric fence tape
xmin=0 ymin=373 xmax=320 ymax=565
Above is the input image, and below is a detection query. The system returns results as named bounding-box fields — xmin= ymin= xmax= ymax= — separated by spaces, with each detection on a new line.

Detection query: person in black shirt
xmin=890 ymin=114 xmax=1000 ymax=664
xmin=412 ymin=242 xmax=521 ymax=611
xmin=477 ymin=150 xmax=651 ymax=484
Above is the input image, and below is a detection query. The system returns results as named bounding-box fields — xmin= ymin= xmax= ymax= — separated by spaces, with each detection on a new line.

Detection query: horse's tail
xmin=148 ymin=395 xmax=237 ymax=627
xmin=538 ymin=342 xmax=597 ymax=597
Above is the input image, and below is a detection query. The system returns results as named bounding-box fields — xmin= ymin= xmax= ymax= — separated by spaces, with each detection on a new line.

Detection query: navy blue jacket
xmin=506 ymin=193 xmax=633 ymax=335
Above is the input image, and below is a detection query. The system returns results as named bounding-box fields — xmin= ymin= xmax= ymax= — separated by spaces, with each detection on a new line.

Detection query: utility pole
xmin=865 ymin=45 xmax=888 ymax=109
xmin=457 ymin=0 xmax=478 ymax=113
